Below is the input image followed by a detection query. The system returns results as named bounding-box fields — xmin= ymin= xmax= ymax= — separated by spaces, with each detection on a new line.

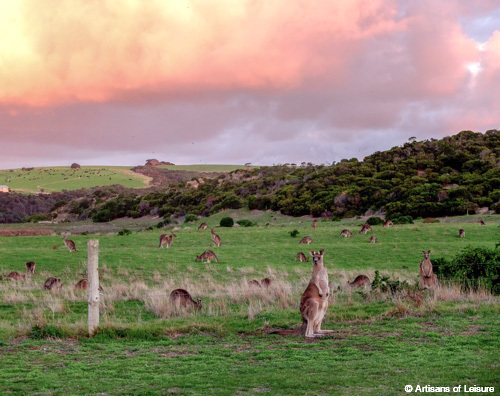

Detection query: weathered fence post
xmin=87 ymin=239 xmax=100 ymax=337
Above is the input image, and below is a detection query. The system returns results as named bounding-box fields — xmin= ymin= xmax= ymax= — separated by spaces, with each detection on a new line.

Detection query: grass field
xmin=159 ymin=164 xmax=252 ymax=172
xmin=0 ymin=212 xmax=498 ymax=394
xmin=0 ymin=166 xmax=151 ymax=193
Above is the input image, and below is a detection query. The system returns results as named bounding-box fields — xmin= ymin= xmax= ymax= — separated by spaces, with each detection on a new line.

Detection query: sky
xmin=0 ymin=0 xmax=499 ymax=169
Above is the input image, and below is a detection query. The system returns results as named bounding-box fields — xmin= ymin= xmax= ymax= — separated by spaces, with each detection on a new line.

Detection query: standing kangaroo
xmin=295 ymin=252 xmax=309 ymax=262
xmin=370 ymin=236 xmax=377 ymax=243
xmin=158 ymin=233 xmax=177 ymax=248
xmin=339 ymin=229 xmax=353 ymax=238
xmin=195 ymin=250 xmax=219 ymax=263
xmin=383 ymin=220 xmax=393 ymax=228
xmin=211 ymin=228 xmax=222 ymax=247
xmin=26 ymin=261 xmax=36 ymax=275
xmin=347 ymin=275 xmax=371 ymax=287
xmin=198 ymin=223 xmax=208 ymax=231
xmin=459 ymin=229 xmax=465 ymax=238
xmin=299 ymin=236 xmax=313 ymax=245
xmin=272 ymin=250 xmax=333 ymax=337
xmin=359 ymin=223 xmax=372 ymax=234
xmin=419 ymin=250 xmax=438 ymax=289
xmin=169 ymin=289 xmax=202 ymax=310
xmin=62 ymin=235 xmax=77 ymax=252
xmin=312 ymin=219 xmax=317 ymax=230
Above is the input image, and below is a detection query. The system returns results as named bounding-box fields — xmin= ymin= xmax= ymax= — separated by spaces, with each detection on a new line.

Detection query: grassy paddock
xmin=0 ymin=213 xmax=498 ymax=394
xmin=0 ymin=166 xmax=151 ymax=193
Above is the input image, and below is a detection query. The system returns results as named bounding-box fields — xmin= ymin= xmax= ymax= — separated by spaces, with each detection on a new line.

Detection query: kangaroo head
xmin=196 ymin=299 xmax=202 ymax=309
xmin=422 ymin=250 xmax=431 ymax=260
xmin=309 ymin=249 xmax=325 ymax=265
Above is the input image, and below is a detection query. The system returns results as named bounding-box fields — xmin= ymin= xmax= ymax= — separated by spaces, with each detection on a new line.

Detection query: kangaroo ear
xmin=319 ymin=249 xmax=324 ymax=255
xmin=309 ymin=250 xmax=315 ymax=256
xmin=427 ymin=250 xmax=431 ymax=254
xmin=422 ymin=251 xmax=425 ymax=254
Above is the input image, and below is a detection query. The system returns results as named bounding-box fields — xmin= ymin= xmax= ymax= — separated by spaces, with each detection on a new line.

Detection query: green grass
xmin=0 ymin=166 xmax=150 ymax=193
xmin=0 ymin=213 xmax=499 ymax=394
xmin=159 ymin=164 xmax=253 ymax=172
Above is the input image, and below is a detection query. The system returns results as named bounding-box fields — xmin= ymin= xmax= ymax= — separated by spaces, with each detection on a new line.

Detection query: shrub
xmin=366 ymin=216 xmax=385 ymax=226
xmin=25 ymin=214 xmax=52 ymax=223
xmin=118 ymin=229 xmax=132 ymax=236
xmin=220 ymin=217 xmax=234 ymax=227
xmin=236 ymin=219 xmax=255 ymax=227
xmin=184 ymin=214 xmax=198 ymax=223
xmin=289 ymin=229 xmax=299 ymax=238
xmin=391 ymin=215 xmax=414 ymax=224
xmin=371 ymin=270 xmax=409 ymax=294
xmin=434 ymin=247 xmax=500 ymax=295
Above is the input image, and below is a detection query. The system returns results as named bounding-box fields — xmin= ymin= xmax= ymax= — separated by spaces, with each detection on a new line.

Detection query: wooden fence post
xmin=87 ymin=239 xmax=100 ymax=337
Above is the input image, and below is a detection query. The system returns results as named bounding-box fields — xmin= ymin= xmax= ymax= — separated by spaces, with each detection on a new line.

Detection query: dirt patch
xmin=0 ymin=228 xmax=56 ymax=237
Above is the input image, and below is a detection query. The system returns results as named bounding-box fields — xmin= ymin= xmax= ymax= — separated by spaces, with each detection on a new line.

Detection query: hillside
xmin=0 ymin=130 xmax=498 ymax=223
xmin=0 ymin=166 xmax=151 ymax=193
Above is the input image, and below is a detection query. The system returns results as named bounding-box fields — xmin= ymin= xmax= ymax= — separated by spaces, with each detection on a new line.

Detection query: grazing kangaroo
xmin=359 ymin=223 xmax=372 ymax=234
xmin=44 ymin=277 xmax=62 ymax=290
xmin=62 ymin=235 xmax=77 ymax=252
xmin=195 ymin=250 xmax=219 ymax=263
xmin=479 ymin=219 xmax=485 ymax=225
xmin=312 ymin=219 xmax=317 ymax=229
xmin=370 ymin=236 xmax=377 ymax=243
xmin=347 ymin=275 xmax=371 ymax=287
xmin=299 ymin=236 xmax=313 ymax=245
xmin=419 ymin=250 xmax=438 ymax=289
xmin=295 ymin=252 xmax=309 ymax=262
xmin=211 ymin=228 xmax=222 ymax=247
xmin=75 ymin=279 xmax=104 ymax=291
xmin=339 ymin=229 xmax=353 ymax=238
xmin=26 ymin=261 xmax=36 ymax=275
xmin=7 ymin=271 xmax=25 ymax=281
xmin=383 ymin=220 xmax=393 ymax=228
xmin=459 ymin=229 xmax=465 ymax=238
xmin=169 ymin=289 xmax=202 ymax=310
xmin=198 ymin=223 xmax=208 ymax=231
xmin=158 ymin=233 xmax=177 ymax=248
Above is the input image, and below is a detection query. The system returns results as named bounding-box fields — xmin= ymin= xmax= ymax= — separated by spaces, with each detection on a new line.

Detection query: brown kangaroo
xmin=158 ymin=233 xmax=177 ymax=248
xmin=359 ymin=223 xmax=372 ymax=234
xmin=339 ymin=229 xmax=353 ymax=238
xmin=62 ymin=235 xmax=77 ymax=252
xmin=272 ymin=250 xmax=333 ymax=337
xmin=295 ymin=252 xmax=309 ymax=262
xmin=459 ymin=229 xmax=465 ymax=238
xmin=299 ymin=236 xmax=313 ymax=245
xmin=347 ymin=275 xmax=371 ymax=287
xmin=75 ymin=279 xmax=104 ymax=291
xmin=195 ymin=250 xmax=219 ymax=263
xmin=26 ymin=261 xmax=36 ymax=275
xmin=261 ymin=278 xmax=272 ymax=287
xmin=479 ymin=219 xmax=485 ymax=225
xmin=44 ymin=277 xmax=62 ymax=290
xmin=383 ymin=220 xmax=393 ymax=228
xmin=169 ymin=289 xmax=202 ymax=310
xmin=7 ymin=271 xmax=25 ymax=281
xmin=370 ymin=236 xmax=377 ymax=243
xmin=419 ymin=250 xmax=438 ymax=289
xmin=211 ymin=228 xmax=222 ymax=247
xmin=312 ymin=219 xmax=317 ymax=229
xmin=198 ymin=223 xmax=208 ymax=231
